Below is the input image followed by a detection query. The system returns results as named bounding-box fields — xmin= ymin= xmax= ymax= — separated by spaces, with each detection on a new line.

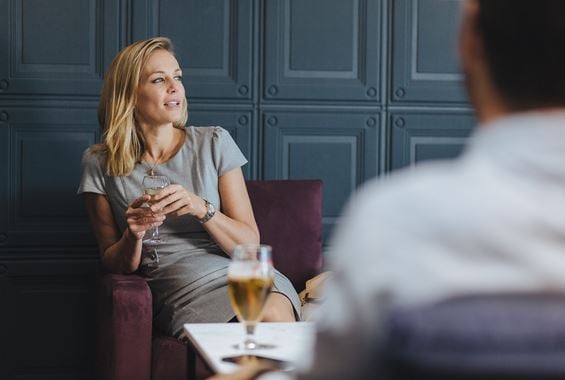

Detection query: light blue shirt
xmin=292 ymin=111 xmax=565 ymax=379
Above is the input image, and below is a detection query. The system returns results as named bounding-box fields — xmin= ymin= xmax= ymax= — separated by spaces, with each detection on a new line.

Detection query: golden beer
xmin=228 ymin=276 xmax=273 ymax=323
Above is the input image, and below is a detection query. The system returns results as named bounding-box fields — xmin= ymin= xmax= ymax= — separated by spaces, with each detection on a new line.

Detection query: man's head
xmin=460 ymin=0 xmax=565 ymax=119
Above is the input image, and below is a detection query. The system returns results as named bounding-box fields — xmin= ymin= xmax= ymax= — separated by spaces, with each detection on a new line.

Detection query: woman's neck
xmin=139 ymin=123 xmax=184 ymax=163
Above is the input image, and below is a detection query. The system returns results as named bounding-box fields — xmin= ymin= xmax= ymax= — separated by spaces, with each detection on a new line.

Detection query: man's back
xmin=325 ymin=111 xmax=565 ymax=321
xmin=305 ymin=111 xmax=565 ymax=379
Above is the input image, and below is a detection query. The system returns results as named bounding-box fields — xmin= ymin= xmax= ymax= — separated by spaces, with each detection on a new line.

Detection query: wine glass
xmin=228 ymin=244 xmax=275 ymax=350
xmin=142 ymin=175 xmax=170 ymax=245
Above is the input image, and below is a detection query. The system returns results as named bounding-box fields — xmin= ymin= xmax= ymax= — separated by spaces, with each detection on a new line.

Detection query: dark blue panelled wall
xmin=0 ymin=0 xmax=474 ymax=378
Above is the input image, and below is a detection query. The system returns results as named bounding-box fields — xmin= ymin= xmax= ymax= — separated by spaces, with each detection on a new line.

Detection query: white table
xmin=183 ymin=322 xmax=315 ymax=377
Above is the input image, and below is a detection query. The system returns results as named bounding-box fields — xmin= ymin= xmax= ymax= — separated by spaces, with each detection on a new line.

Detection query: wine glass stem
xmin=154 ymin=225 xmax=159 ymax=238
xmin=244 ymin=324 xmax=257 ymax=350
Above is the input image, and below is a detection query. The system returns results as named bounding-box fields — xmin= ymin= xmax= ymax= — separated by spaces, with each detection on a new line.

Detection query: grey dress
xmin=78 ymin=126 xmax=301 ymax=337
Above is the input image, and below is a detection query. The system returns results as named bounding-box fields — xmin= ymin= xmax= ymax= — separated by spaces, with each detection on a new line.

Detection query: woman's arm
xmin=151 ymin=167 xmax=259 ymax=254
xmin=83 ymin=192 xmax=165 ymax=273
xmin=201 ymin=167 xmax=260 ymax=254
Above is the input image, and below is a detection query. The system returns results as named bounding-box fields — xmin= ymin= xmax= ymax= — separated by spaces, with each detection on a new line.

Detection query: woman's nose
xmin=167 ymin=79 xmax=181 ymax=93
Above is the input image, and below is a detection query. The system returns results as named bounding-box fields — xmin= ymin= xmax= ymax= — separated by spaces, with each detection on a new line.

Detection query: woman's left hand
xmin=149 ymin=184 xmax=207 ymax=219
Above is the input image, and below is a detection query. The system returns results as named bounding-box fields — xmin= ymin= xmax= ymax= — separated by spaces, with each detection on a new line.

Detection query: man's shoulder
xmin=343 ymin=158 xmax=486 ymax=239
xmin=357 ymin=160 xmax=463 ymax=208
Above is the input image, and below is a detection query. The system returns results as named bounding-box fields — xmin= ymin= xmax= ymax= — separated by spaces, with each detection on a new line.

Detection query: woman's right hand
xmin=125 ymin=195 xmax=166 ymax=241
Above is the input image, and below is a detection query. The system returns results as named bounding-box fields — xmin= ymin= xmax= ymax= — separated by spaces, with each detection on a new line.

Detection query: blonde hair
xmin=91 ymin=37 xmax=188 ymax=176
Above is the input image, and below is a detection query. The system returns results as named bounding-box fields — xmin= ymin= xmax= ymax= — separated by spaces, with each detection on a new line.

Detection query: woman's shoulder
xmin=81 ymin=144 xmax=107 ymax=168
xmin=185 ymin=125 xmax=228 ymax=142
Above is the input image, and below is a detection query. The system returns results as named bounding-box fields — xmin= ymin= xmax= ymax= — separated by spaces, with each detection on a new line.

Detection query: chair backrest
xmin=383 ymin=293 xmax=565 ymax=379
xmin=245 ymin=180 xmax=323 ymax=293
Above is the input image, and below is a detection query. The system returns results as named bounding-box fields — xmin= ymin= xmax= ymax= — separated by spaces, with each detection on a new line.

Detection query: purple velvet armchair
xmin=96 ymin=180 xmax=323 ymax=380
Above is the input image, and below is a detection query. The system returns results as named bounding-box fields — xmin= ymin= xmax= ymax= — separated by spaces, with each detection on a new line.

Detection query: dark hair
xmin=476 ymin=0 xmax=565 ymax=109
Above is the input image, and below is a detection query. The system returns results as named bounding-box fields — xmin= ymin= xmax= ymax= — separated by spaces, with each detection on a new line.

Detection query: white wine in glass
xmin=142 ymin=175 xmax=170 ymax=245
xmin=228 ymin=244 xmax=274 ymax=350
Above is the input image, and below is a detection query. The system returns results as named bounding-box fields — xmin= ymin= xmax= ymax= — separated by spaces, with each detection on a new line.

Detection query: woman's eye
xmin=175 ymin=76 xmax=183 ymax=81
xmin=152 ymin=78 xmax=164 ymax=83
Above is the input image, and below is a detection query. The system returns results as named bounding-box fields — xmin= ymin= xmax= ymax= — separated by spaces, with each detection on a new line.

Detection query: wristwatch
xmin=198 ymin=199 xmax=216 ymax=224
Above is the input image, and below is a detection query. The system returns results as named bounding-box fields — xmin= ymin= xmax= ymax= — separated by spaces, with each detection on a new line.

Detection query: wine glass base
xmin=142 ymin=238 xmax=165 ymax=246
xmin=233 ymin=342 xmax=276 ymax=350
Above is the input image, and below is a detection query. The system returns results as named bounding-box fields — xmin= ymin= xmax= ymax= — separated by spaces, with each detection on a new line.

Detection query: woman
xmin=78 ymin=37 xmax=299 ymax=338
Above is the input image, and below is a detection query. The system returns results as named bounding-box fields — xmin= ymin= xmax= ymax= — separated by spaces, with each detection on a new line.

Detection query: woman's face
xmin=135 ymin=49 xmax=185 ymax=127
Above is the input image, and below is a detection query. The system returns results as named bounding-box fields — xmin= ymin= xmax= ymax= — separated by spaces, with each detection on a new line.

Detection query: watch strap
xmin=199 ymin=199 xmax=216 ymax=224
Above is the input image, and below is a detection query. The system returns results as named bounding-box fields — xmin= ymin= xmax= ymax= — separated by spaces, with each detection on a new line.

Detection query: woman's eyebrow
xmin=148 ymin=68 xmax=182 ymax=76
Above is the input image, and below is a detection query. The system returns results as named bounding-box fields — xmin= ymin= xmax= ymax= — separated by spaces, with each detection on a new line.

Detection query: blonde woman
xmin=78 ymin=37 xmax=299 ymax=338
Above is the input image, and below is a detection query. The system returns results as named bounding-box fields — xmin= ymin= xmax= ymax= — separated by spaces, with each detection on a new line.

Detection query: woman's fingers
xmin=126 ymin=205 xmax=165 ymax=232
xmin=151 ymin=184 xmax=182 ymax=202
xmin=123 ymin=194 xmax=168 ymax=241
xmin=128 ymin=211 xmax=165 ymax=226
xmin=150 ymin=185 xmax=201 ymax=217
xmin=130 ymin=194 xmax=151 ymax=209
xmin=160 ymin=198 xmax=193 ymax=216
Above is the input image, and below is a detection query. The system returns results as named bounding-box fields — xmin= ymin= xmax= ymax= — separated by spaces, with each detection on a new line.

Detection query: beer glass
xmin=142 ymin=175 xmax=170 ymax=245
xmin=228 ymin=244 xmax=275 ymax=350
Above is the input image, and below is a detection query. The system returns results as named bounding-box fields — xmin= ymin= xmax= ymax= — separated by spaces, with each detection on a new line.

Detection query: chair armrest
xmin=97 ymin=273 xmax=152 ymax=380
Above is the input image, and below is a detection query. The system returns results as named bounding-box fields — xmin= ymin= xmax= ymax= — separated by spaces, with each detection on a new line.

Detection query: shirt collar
xmin=466 ymin=110 xmax=565 ymax=179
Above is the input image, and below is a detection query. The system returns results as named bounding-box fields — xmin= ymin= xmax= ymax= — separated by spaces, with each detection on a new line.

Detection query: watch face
xmin=200 ymin=200 xmax=216 ymax=223
xmin=207 ymin=202 xmax=215 ymax=214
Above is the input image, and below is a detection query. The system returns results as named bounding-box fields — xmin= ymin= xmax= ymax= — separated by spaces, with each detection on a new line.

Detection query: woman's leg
xmin=261 ymin=292 xmax=296 ymax=322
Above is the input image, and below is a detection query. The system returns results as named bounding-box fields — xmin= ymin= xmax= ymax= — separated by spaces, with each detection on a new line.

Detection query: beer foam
xmin=228 ymin=261 xmax=271 ymax=278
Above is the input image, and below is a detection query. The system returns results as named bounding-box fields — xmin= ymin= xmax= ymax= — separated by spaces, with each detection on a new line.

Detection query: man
xmin=215 ymin=0 xmax=565 ymax=378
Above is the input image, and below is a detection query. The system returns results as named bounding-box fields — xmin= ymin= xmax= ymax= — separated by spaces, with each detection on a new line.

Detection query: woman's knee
xmin=262 ymin=293 xmax=296 ymax=322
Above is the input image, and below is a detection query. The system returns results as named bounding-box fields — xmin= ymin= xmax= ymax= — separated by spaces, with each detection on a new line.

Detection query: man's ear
xmin=458 ymin=0 xmax=481 ymax=75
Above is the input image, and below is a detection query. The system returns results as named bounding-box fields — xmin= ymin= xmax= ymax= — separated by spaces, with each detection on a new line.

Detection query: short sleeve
xmin=211 ymin=127 xmax=248 ymax=176
xmin=77 ymin=148 xmax=107 ymax=195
